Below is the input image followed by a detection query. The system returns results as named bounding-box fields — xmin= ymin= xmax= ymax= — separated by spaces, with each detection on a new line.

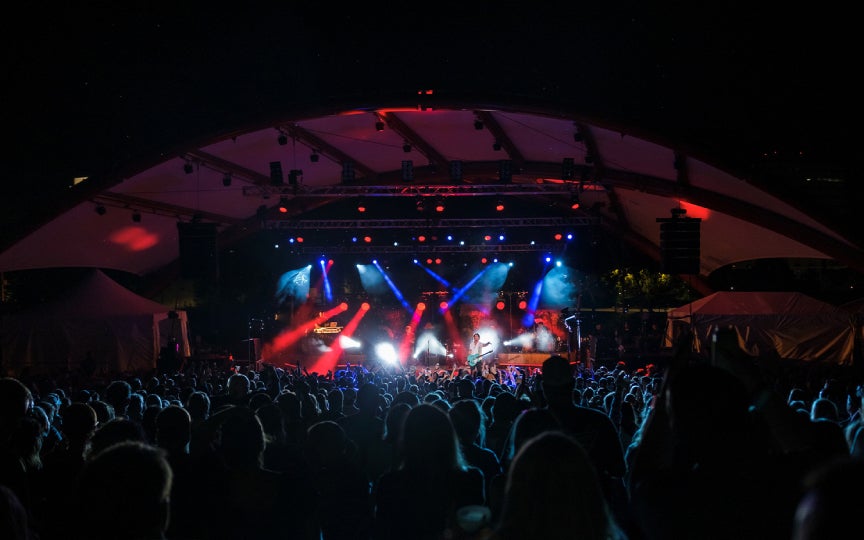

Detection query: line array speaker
xmin=657 ymin=217 xmax=701 ymax=274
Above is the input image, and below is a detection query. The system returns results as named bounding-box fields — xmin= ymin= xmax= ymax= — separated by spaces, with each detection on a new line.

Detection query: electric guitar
xmin=467 ymin=350 xmax=493 ymax=367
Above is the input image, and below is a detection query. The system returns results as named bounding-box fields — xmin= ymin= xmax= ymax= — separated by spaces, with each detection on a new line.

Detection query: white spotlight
xmin=374 ymin=342 xmax=399 ymax=366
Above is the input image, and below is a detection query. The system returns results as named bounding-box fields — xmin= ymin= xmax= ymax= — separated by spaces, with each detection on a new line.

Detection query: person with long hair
xmin=373 ymin=403 xmax=485 ymax=539
xmin=491 ymin=431 xmax=627 ymax=540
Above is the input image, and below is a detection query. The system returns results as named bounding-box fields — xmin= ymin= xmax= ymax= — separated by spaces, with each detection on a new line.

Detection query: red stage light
xmin=417 ymin=302 xmax=426 ymax=311
xmin=361 ymin=302 xmax=370 ymax=311
xmin=439 ymin=301 xmax=448 ymax=310
xmin=518 ymin=300 xmax=527 ymax=310
xmin=496 ymin=301 xmax=505 ymax=310
xmin=554 ymin=233 xmax=563 ymax=240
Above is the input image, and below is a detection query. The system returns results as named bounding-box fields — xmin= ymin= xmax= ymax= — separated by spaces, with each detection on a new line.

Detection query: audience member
xmin=1 ymin=336 xmax=861 ymax=540
xmin=339 ymin=382 xmax=386 ymax=484
xmin=305 ymin=420 xmax=373 ymax=540
xmin=0 ymin=485 xmax=37 ymax=540
xmin=374 ymin=403 xmax=485 ymax=540
xmin=628 ymin=346 xmax=804 ymax=540
xmin=538 ymin=355 xmax=631 ymax=534
xmin=791 ymin=456 xmax=864 ymax=540
xmin=72 ymin=441 xmax=172 ymax=540
xmin=87 ymin=417 xmax=147 ymax=459
xmin=104 ymin=380 xmax=132 ymax=419
xmin=38 ymin=402 xmax=98 ymax=540
xmin=448 ymin=398 xmax=502 ymax=496
xmin=205 ymin=406 xmax=318 ymax=539
xmin=490 ymin=431 xmax=627 ymax=540
xmin=0 ymin=378 xmax=35 ymax=518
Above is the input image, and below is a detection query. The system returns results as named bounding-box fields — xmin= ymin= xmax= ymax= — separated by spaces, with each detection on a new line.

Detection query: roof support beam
xmin=183 ymin=150 xmax=271 ymax=186
xmin=477 ymin=111 xmax=525 ymax=170
xmin=381 ymin=112 xmax=450 ymax=172
xmin=285 ymin=124 xmax=378 ymax=179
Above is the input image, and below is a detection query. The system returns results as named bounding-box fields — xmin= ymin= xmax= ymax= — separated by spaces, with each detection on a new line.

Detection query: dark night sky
xmin=3 ymin=3 xmax=858 ymax=244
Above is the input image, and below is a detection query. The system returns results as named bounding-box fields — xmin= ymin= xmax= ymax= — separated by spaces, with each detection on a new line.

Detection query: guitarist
xmin=466 ymin=332 xmax=492 ymax=378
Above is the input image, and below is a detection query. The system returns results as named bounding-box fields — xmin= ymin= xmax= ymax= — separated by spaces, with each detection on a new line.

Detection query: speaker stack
xmin=657 ymin=215 xmax=701 ymax=274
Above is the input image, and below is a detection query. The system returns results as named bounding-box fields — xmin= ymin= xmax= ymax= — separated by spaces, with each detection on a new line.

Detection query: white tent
xmin=664 ymin=291 xmax=855 ymax=365
xmin=1 ymin=269 xmax=190 ymax=375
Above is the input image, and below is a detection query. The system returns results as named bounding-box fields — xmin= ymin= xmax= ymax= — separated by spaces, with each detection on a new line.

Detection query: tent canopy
xmin=1 ymin=103 xmax=862 ymax=295
xmin=0 ymin=270 xmax=190 ymax=376
xmin=665 ymin=291 xmax=855 ymax=365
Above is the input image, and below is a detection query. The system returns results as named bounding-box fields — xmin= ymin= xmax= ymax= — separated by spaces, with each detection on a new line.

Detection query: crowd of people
xmin=1 ymin=330 xmax=863 ymax=539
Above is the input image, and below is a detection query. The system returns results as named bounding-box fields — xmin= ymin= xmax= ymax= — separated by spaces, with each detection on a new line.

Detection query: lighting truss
xmin=242 ymin=183 xmax=582 ymax=199
xmin=264 ymin=216 xmax=597 ymax=230
xmin=285 ymin=243 xmax=562 ymax=254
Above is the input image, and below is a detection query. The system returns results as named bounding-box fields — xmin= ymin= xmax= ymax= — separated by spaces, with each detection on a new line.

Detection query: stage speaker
xmin=269 ymin=161 xmax=284 ymax=186
xmin=658 ymin=217 xmax=701 ymax=274
xmin=177 ymin=222 xmax=219 ymax=281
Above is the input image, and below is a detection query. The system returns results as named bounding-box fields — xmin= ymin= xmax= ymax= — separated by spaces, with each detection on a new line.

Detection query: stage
xmin=496 ymin=352 xmax=554 ymax=367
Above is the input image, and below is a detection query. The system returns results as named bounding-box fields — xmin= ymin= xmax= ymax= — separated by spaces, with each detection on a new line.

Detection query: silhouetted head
xmin=78 ymin=441 xmax=172 ymax=540
xmin=88 ymin=418 xmax=147 ymax=459
xmin=219 ymin=408 xmax=266 ymax=470
xmin=155 ymin=405 xmax=191 ymax=452
xmin=541 ymin=355 xmax=575 ymax=398
xmin=499 ymin=431 xmax=621 ymax=540
xmin=400 ymin=403 xmax=464 ymax=473
xmin=104 ymin=380 xmax=132 ymax=417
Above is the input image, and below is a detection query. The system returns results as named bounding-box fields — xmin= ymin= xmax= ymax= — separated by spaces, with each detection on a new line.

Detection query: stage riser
xmin=497 ymin=353 xmax=550 ymax=367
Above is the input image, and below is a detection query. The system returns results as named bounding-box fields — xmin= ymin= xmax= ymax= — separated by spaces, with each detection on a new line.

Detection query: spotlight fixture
xmin=95 ymin=205 xmax=106 ymax=216
xmin=495 ymin=200 xmax=505 ymax=212
xmin=570 ymin=190 xmax=581 ymax=210
xmin=474 ymin=118 xmax=484 ymax=130
xmin=357 ymin=198 xmax=367 ymax=213
xmin=277 ymin=132 xmax=288 ymax=146
xmin=222 ymin=173 xmax=232 ymax=187
xmin=375 ymin=120 xmax=385 ymax=131
xmin=435 ymin=197 xmax=445 ymax=213
xmin=278 ymin=197 xmax=289 ymax=213
xmin=402 ymin=142 xmax=412 ymax=153
xmin=183 ymin=161 xmax=194 ymax=174
xmin=492 ymin=141 xmax=502 ymax=151
xmin=132 ymin=211 xmax=142 ymax=223
xmin=415 ymin=196 xmax=425 ymax=212
xmin=310 ymin=150 xmax=320 ymax=163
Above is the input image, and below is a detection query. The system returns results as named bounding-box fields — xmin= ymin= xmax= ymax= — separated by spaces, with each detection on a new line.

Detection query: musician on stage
xmin=467 ymin=332 xmax=491 ymax=378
